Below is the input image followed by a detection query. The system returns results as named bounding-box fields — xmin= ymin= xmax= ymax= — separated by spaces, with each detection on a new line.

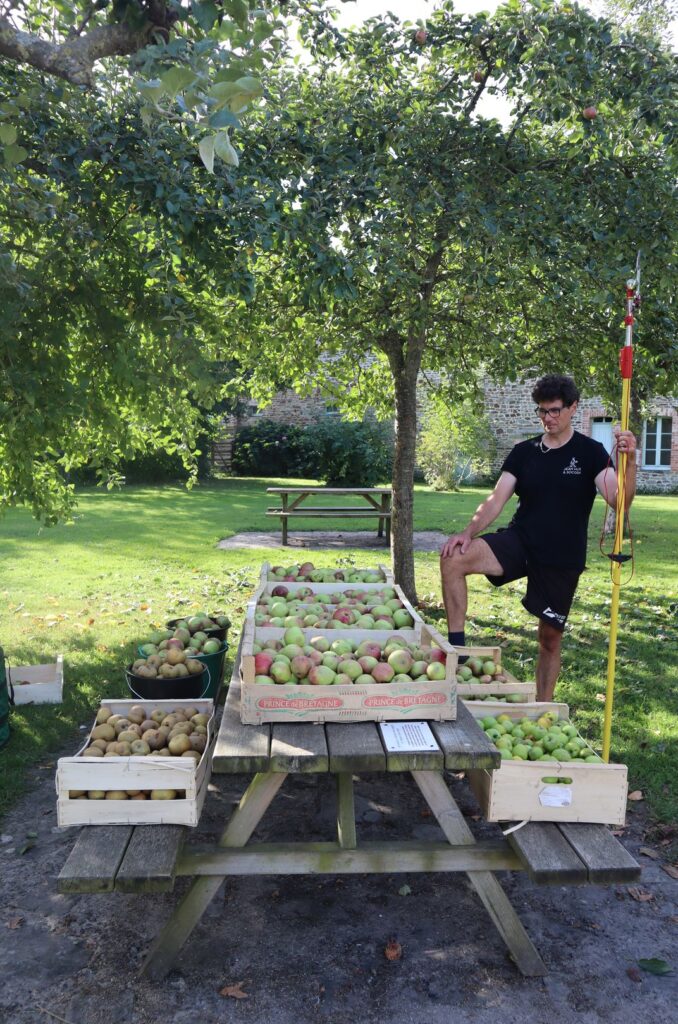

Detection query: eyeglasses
xmin=535 ymin=405 xmax=566 ymax=420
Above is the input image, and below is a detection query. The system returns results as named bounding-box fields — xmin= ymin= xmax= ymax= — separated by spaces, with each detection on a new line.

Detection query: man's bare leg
xmin=536 ymin=621 xmax=562 ymax=702
xmin=440 ymin=539 xmax=504 ymax=633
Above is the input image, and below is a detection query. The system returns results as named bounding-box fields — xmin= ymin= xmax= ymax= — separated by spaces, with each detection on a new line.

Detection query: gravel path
xmin=218 ymin=530 xmax=449 ymax=552
xmin=1 ymin=729 xmax=677 ymax=1024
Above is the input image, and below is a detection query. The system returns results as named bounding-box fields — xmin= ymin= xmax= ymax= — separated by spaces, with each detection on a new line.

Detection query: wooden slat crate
xmin=424 ymin=635 xmax=535 ymax=700
xmin=248 ymin=580 xmax=425 ymax=645
xmin=465 ymin=702 xmax=628 ymax=826
xmin=11 ymin=655 xmax=64 ymax=705
xmin=56 ymin=700 xmax=215 ymax=827
xmin=239 ymin=620 xmax=457 ymax=725
xmin=257 ymin=561 xmax=393 ymax=593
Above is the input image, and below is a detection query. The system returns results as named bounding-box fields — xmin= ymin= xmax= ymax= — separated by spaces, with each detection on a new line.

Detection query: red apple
xmin=414 ymin=28 xmax=428 ymax=45
xmin=582 ymin=106 xmax=598 ymax=120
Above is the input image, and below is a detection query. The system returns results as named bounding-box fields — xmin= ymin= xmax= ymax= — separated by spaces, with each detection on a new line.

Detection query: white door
xmin=591 ymin=418 xmax=613 ymax=454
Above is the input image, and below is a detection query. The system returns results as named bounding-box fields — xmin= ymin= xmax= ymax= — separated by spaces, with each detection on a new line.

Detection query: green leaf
xmin=224 ymin=0 xmax=249 ymax=30
xmin=208 ymin=108 xmax=239 ymax=129
xmin=638 ymin=959 xmax=673 ymax=976
xmin=198 ymin=135 xmax=215 ymax=173
xmin=0 ymin=124 xmax=17 ymax=145
xmin=137 ymin=78 xmax=164 ymax=104
xmin=160 ymin=66 xmax=197 ymax=99
xmin=214 ymin=129 xmax=239 ymax=167
xmin=3 ymin=142 xmax=28 ymax=166
xmin=193 ymin=0 xmax=219 ymax=32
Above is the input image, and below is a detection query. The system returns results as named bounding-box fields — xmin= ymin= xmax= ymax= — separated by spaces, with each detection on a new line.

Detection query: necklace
xmin=538 ymin=428 xmax=574 ymax=454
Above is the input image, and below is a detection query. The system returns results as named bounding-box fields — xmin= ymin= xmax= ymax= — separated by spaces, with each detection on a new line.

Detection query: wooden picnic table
xmin=58 ymin=642 xmax=640 ymax=980
xmin=266 ymin=486 xmax=392 ymax=545
xmin=136 ymin=640 xmax=551 ymax=980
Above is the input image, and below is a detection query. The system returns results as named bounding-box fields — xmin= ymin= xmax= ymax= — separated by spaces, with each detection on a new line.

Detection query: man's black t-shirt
xmin=501 ymin=431 xmax=610 ymax=571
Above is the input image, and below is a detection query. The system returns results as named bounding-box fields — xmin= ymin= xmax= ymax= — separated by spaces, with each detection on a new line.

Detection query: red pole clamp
xmin=624 ymin=314 xmax=634 ymax=326
xmin=619 ymin=347 xmax=633 ymax=379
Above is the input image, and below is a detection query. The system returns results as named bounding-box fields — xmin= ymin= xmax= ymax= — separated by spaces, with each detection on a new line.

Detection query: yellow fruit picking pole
xmin=602 ymin=257 xmax=639 ymax=762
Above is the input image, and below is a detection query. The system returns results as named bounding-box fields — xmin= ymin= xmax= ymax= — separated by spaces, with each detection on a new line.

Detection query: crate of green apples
xmin=466 ymin=702 xmax=628 ymax=825
xmin=250 ymin=582 xmax=422 ymax=644
xmin=449 ymin=644 xmax=536 ymax=703
xmin=56 ymin=699 xmax=215 ymax=827
xmin=258 ymin=560 xmax=393 ymax=593
xmin=239 ymin=621 xmax=457 ymax=724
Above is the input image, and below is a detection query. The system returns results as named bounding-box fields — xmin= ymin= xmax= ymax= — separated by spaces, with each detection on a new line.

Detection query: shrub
xmin=306 ymin=418 xmax=393 ymax=486
xmin=231 ymin=419 xmax=320 ymax=477
xmin=231 ymin=416 xmax=393 ymax=484
xmin=417 ymin=396 xmax=495 ymax=490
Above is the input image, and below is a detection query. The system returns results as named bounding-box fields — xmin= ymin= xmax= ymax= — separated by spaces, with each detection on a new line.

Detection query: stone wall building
xmin=482 ymin=379 xmax=678 ymax=493
xmin=215 ymin=378 xmax=677 ymax=494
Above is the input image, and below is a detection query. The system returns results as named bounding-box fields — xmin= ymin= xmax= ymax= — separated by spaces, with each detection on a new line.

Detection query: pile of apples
xmin=456 ymin=654 xmax=507 ymax=686
xmin=269 ymin=561 xmax=385 ymax=584
xmin=251 ymin=628 xmax=448 ymax=686
xmin=255 ymin=587 xmax=414 ymax=631
xmin=73 ymin=705 xmax=211 ymax=802
xmin=135 ymin=622 xmax=226 ymax=679
xmin=479 ymin=710 xmax=603 ymax=764
xmin=81 ymin=704 xmax=209 ymax=758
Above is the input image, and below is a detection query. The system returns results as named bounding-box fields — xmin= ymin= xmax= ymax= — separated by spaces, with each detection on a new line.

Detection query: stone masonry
xmin=214 ymin=380 xmax=677 ymax=494
xmin=482 ymin=378 xmax=678 ymax=493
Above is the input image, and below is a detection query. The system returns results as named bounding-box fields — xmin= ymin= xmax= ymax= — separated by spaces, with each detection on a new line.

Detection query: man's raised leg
xmin=440 ymin=539 xmax=504 ymax=635
xmin=536 ymin=620 xmax=562 ymax=702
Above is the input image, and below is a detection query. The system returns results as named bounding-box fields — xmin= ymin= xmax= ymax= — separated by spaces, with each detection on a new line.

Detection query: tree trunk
xmin=387 ymin=339 xmax=424 ymax=604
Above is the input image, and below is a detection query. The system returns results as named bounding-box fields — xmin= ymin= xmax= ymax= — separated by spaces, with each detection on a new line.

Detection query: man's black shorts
xmin=480 ymin=528 xmax=581 ymax=632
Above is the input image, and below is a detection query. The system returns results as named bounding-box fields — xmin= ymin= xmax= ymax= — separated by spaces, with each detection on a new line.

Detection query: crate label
xmin=363 ymin=693 xmax=447 ymax=708
xmin=539 ymin=784 xmax=573 ymax=807
xmin=257 ymin=696 xmax=343 ymax=710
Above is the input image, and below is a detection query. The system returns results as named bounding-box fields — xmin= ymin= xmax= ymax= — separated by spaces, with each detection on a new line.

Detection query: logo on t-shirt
xmin=563 ymin=457 xmax=581 ymax=475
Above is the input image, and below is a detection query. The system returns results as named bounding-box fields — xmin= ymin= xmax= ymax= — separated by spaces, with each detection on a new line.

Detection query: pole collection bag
xmin=0 ymin=646 xmax=14 ymax=749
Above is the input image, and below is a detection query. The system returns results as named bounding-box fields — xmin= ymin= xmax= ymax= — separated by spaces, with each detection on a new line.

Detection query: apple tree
xmin=224 ymin=0 xmax=677 ymax=599
xmin=0 ymin=1 xmax=340 ymax=520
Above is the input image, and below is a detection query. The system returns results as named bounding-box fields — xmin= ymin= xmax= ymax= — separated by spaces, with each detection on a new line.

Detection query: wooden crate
xmin=11 ymin=655 xmax=64 ymax=705
xmin=249 ymin=581 xmax=424 ymax=645
xmin=239 ymin=621 xmax=456 ymax=725
xmin=258 ymin=561 xmax=393 ymax=593
xmin=56 ymin=699 xmax=215 ymax=827
xmin=427 ymin=638 xmax=535 ymax=700
xmin=466 ymin=702 xmax=628 ymax=826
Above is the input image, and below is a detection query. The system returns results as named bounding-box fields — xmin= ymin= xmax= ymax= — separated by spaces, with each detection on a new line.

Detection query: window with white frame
xmin=642 ymin=416 xmax=672 ymax=469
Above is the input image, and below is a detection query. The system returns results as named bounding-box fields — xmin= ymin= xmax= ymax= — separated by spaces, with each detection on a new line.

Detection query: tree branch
xmin=0 ymin=11 xmax=163 ymax=86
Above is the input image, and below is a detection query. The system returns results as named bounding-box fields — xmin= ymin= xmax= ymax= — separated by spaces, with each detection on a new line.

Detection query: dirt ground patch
xmin=1 ymin=719 xmax=677 ymax=1024
xmin=217 ymin=530 xmax=449 ymax=552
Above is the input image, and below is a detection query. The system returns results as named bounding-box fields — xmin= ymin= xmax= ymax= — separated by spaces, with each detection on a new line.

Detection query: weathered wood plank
xmin=141 ymin=772 xmax=286 ymax=980
xmin=266 ymin=487 xmax=392 ymax=494
xmin=507 ymin=823 xmax=588 ymax=885
xmin=115 ymin=826 xmax=186 ymax=893
xmin=270 ymin=723 xmax=329 ymax=773
xmin=431 ymin=701 xmax=501 ymax=770
xmin=383 ymin=745 xmax=444 ymax=773
xmin=266 ymin=510 xmax=391 ymax=518
xmin=412 ymin=771 xmax=547 ymax=977
xmin=212 ymin=677 xmax=270 ymax=774
xmin=326 ymin=723 xmax=386 ymax=773
xmin=558 ymin=823 xmax=641 ymax=883
xmin=336 ymin=773 xmax=357 ymax=849
xmin=176 ymin=839 xmax=520 ymax=875
xmin=57 ymin=826 xmax=132 ymax=893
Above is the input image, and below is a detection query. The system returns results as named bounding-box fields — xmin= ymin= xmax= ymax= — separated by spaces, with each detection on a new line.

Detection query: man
xmin=440 ymin=374 xmax=637 ymax=701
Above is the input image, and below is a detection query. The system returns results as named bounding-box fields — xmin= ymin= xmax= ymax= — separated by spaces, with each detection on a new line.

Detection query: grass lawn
xmin=1 ymin=477 xmax=676 ymax=827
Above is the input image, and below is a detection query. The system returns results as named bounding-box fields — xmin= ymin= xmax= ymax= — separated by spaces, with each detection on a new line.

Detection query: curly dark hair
xmin=532 ymin=374 xmax=580 ymax=407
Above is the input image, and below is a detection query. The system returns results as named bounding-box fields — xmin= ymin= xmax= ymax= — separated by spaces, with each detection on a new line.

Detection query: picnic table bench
xmin=266 ymin=486 xmax=392 ymax=545
xmin=57 ymin=644 xmax=640 ymax=980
